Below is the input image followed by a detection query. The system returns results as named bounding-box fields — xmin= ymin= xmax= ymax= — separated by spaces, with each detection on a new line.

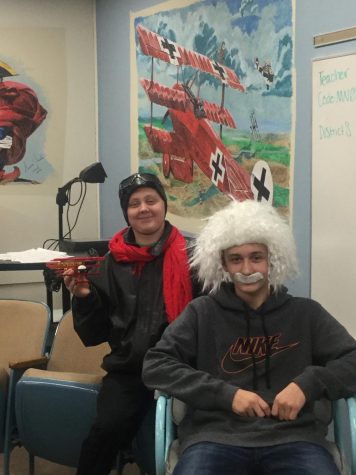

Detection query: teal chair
xmin=15 ymin=309 xmax=110 ymax=473
xmin=155 ymin=394 xmax=356 ymax=475
xmin=333 ymin=397 xmax=356 ymax=474
xmin=15 ymin=309 xmax=156 ymax=474
xmin=0 ymin=299 xmax=51 ymax=475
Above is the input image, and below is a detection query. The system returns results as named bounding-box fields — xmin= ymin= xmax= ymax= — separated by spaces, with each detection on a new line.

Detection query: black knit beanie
xmin=118 ymin=172 xmax=167 ymax=224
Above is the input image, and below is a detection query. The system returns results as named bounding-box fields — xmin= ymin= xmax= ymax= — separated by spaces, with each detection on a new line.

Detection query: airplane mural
xmin=136 ymin=24 xmax=273 ymax=205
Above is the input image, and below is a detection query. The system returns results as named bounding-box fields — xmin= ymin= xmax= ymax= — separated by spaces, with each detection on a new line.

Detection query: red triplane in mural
xmin=136 ymin=24 xmax=273 ymax=203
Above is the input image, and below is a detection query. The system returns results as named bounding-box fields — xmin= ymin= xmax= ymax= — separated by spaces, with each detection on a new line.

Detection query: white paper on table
xmin=0 ymin=248 xmax=72 ymax=263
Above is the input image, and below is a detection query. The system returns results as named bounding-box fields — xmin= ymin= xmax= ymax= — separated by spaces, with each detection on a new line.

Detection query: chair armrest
xmin=155 ymin=394 xmax=180 ymax=475
xmin=156 ymin=394 xmax=169 ymax=475
xmin=333 ymin=396 xmax=356 ymax=475
xmin=346 ymin=397 xmax=356 ymax=474
xmin=20 ymin=368 xmax=103 ymax=385
xmin=165 ymin=397 xmax=175 ymax=459
xmin=9 ymin=356 xmax=48 ymax=370
xmin=8 ymin=357 xmax=49 ymax=390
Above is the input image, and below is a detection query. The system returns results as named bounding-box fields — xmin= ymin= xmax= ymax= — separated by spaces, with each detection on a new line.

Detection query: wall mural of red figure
xmin=0 ymin=60 xmax=47 ymax=184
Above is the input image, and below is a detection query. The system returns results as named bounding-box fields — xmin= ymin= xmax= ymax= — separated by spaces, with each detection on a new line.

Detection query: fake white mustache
xmin=233 ymin=272 xmax=264 ymax=284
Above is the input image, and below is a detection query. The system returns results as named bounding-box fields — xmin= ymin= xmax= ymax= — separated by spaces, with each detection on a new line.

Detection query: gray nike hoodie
xmin=142 ymin=282 xmax=356 ymax=453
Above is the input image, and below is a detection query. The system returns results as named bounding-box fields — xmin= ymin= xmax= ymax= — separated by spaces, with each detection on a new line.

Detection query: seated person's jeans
xmin=173 ymin=441 xmax=340 ymax=475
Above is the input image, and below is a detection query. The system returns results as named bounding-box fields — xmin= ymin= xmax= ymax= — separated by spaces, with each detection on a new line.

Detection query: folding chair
xmin=15 ymin=309 xmax=156 ymax=474
xmin=15 ymin=309 xmax=109 ymax=474
xmin=0 ymin=299 xmax=51 ymax=475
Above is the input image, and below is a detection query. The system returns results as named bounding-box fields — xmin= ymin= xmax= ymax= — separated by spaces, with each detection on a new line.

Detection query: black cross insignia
xmin=160 ymin=38 xmax=178 ymax=61
xmin=253 ymin=167 xmax=270 ymax=201
xmin=211 ymin=152 xmax=224 ymax=183
xmin=212 ymin=61 xmax=226 ymax=81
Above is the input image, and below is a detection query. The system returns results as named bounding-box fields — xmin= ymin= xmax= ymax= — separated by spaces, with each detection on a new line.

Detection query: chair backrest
xmin=172 ymin=398 xmax=187 ymax=425
xmin=0 ymin=299 xmax=50 ymax=374
xmin=47 ymin=310 xmax=108 ymax=375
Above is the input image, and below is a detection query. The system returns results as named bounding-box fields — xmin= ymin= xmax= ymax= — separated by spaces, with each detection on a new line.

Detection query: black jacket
xmin=72 ymin=223 xmax=198 ymax=374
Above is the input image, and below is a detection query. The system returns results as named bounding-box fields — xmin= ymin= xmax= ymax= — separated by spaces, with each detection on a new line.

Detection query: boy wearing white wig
xmin=143 ymin=199 xmax=356 ymax=475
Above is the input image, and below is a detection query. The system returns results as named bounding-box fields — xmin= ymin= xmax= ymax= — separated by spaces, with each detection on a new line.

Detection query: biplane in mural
xmin=137 ymin=24 xmax=275 ymax=203
xmin=254 ymin=57 xmax=274 ymax=90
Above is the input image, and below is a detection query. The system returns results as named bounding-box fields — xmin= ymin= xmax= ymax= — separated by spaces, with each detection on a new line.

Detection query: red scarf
xmin=109 ymin=226 xmax=193 ymax=323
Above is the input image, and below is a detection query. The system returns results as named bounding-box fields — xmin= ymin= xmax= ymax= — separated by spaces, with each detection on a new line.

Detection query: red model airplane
xmin=46 ymin=256 xmax=104 ymax=281
xmin=136 ymin=24 xmax=260 ymax=202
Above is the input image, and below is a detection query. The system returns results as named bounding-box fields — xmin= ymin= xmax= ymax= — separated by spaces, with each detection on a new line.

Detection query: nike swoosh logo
xmin=221 ymin=342 xmax=299 ymax=374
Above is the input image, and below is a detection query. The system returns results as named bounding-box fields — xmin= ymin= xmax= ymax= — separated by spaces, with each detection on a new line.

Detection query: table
xmin=0 ymin=261 xmax=71 ymax=322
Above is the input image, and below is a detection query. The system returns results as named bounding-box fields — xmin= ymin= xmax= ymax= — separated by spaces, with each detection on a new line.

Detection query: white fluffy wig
xmin=190 ymin=199 xmax=298 ymax=293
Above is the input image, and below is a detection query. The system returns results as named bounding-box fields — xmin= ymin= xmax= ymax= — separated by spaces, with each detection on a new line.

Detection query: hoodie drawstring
xmin=243 ymin=303 xmax=271 ymax=390
xmin=261 ymin=311 xmax=271 ymax=389
xmin=243 ymin=303 xmax=258 ymax=390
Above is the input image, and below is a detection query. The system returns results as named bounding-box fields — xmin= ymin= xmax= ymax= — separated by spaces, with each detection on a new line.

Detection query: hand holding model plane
xmin=46 ymin=256 xmax=103 ymax=298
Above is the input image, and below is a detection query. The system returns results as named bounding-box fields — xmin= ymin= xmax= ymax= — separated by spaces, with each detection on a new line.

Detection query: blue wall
xmin=96 ymin=0 xmax=158 ymax=237
xmin=96 ymin=0 xmax=356 ymax=297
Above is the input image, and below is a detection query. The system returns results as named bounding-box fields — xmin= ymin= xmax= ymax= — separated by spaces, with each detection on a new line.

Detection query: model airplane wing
xmin=137 ymin=24 xmax=245 ymax=92
xmin=46 ymin=256 xmax=104 ymax=276
xmin=140 ymin=79 xmax=236 ymax=128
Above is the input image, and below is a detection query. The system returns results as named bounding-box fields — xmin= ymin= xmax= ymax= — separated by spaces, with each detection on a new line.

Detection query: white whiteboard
xmin=312 ymin=53 xmax=356 ymax=336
